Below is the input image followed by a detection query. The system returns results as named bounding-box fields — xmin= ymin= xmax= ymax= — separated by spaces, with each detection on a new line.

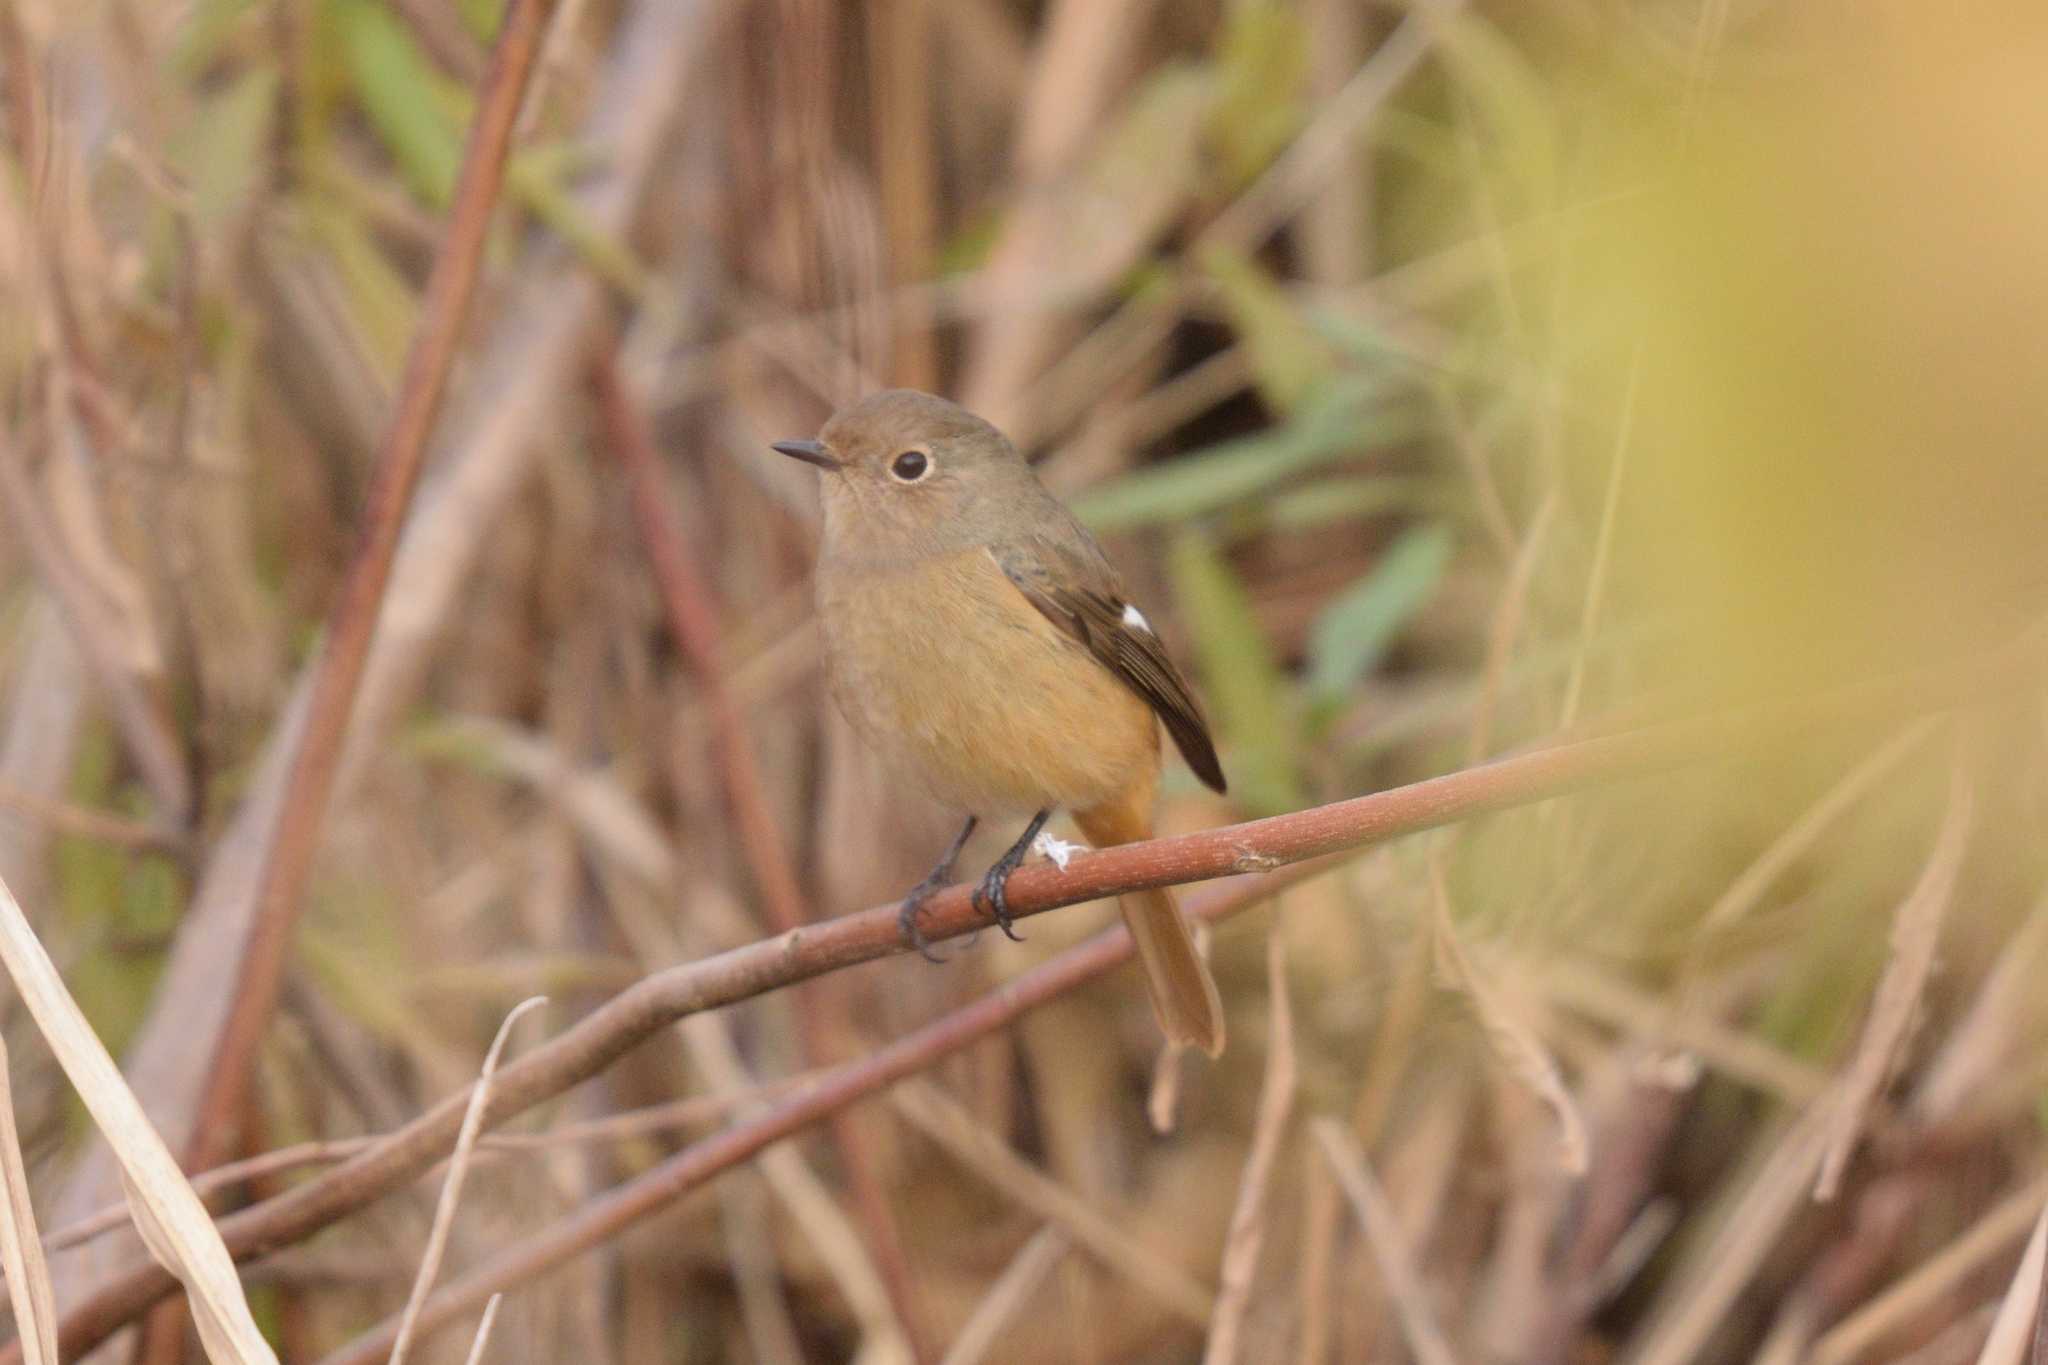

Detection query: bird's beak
xmin=772 ymin=439 xmax=840 ymax=470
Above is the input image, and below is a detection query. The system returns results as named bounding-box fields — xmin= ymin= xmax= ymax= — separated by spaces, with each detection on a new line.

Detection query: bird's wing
xmin=989 ymin=535 xmax=1227 ymax=794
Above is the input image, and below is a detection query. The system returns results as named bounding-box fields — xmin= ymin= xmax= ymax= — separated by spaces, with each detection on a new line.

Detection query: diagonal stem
xmin=182 ymin=0 xmax=562 ymax=1177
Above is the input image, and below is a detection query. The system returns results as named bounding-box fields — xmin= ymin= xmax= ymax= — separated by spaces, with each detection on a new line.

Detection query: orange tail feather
xmin=1074 ymin=800 xmax=1225 ymax=1057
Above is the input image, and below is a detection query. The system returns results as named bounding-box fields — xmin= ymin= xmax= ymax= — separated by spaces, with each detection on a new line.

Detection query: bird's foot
xmin=898 ymin=878 xmax=949 ymax=963
xmin=971 ymin=809 xmax=1051 ymax=942
xmin=899 ymin=815 xmax=979 ymax=962
xmin=970 ymin=859 xmax=1025 ymax=942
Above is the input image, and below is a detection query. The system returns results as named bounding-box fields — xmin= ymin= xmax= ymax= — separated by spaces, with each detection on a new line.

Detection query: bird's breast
xmin=818 ymin=550 xmax=1158 ymax=817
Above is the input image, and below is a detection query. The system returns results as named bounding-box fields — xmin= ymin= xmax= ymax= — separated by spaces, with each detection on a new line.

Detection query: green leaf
xmin=1202 ymin=245 xmax=1337 ymax=412
xmin=1265 ymin=474 xmax=1463 ymax=534
xmin=1428 ymin=10 xmax=1558 ymax=201
xmin=457 ymin=0 xmax=501 ymax=42
xmin=1306 ymin=524 xmax=1454 ymax=705
xmin=1209 ymin=1 xmax=1309 ymax=187
xmin=169 ymin=64 xmax=280 ymax=231
xmin=1072 ymin=380 xmax=1416 ymax=531
xmin=335 ymin=0 xmax=466 ymax=207
xmin=333 ymin=3 xmax=652 ymax=294
xmin=172 ymin=0 xmax=263 ymax=77
xmin=1306 ymin=307 xmax=1428 ymax=372
xmin=1168 ymin=531 xmax=1301 ymax=814
xmin=507 ymin=148 xmax=654 ymax=299
xmin=301 ymin=199 xmax=418 ymax=379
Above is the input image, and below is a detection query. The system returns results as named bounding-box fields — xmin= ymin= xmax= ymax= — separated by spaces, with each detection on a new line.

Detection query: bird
xmin=775 ymin=389 xmax=1229 ymax=1056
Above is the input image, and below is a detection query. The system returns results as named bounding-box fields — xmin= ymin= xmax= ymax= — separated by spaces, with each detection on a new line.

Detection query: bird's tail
xmin=1074 ymin=801 xmax=1225 ymax=1058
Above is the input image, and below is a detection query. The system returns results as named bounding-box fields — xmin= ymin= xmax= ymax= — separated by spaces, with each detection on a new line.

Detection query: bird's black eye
xmin=890 ymin=450 xmax=930 ymax=482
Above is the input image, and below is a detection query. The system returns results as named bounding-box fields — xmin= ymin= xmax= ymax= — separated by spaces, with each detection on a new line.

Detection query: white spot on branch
xmin=1033 ymin=832 xmax=1085 ymax=871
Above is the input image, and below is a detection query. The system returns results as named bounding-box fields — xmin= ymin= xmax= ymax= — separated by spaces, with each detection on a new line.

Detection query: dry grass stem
xmin=1518 ymin=953 xmax=1827 ymax=1103
xmin=0 ymin=1035 xmax=57 ymax=1365
xmin=42 ymin=1083 xmax=800 ymax=1255
xmin=0 ymin=429 xmax=190 ymax=826
xmin=1553 ymin=344 xmax=1635 ymax=730
xmin=0 ymin=870 xmax=273 ymax=1363
xmin=1201 ymin=934 xmax=1298 ymax=1365
xmin=937 ymin=1227 xmax=1069 ymax=1365
xmin=1972 ymin=1197 xmax=2048 ymax=1365
xmin=1811 ymin=1172 xmax=2048 ymax=1365
xmin=891 ymin=1081 xmax=1213 ymax=1325
xmin=1314 ymin=1117 xmax=1461 ymax=1365
xmin=1468 ymin=494 xmax=1559 ymax=762
xmin=1816 ymin=759 xmax=1975 ymax=1199
xmin=1428 ymin=849 xmax=1589 ymax=1174
xmin=388 ymin=996 xmax=548 ymax=1365
xmin=1701 ymin=718 xmax=1943 ymax=935
xmin=1627 ymin=1108 xmax=1833 ymax=1365
xmin=0 ymin=782 xmax=184 ymax=857
xmin=1912 ymin=882 xmax=2048 ymax=1126
xmin=678 ymin=1015 xmax=911 ymax=1364
xmin=460 ymin=1294 xmax=504 ymax=1365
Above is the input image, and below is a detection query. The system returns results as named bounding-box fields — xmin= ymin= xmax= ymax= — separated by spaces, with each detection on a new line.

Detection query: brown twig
xmin=29 ymin=642 xmax=2035 ymax=1360
xmin=182 ymin=0 xmax=559 ymax=1176
xmin=45 ymin=1081 xmax=813 ymax=1254
xmin=0 ymin=781 xmax=185 ymax=858
xmin=312 ymin=866 xmax=1295 ymax=1365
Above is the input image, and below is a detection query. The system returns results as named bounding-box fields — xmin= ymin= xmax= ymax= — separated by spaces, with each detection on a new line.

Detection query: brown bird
xmin=776 ymin=390 xmax=1228 ymax=1055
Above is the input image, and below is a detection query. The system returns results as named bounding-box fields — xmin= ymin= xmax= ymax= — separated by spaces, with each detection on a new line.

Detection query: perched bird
xmin=776 ymin=390 xmax=1229 ymax=1056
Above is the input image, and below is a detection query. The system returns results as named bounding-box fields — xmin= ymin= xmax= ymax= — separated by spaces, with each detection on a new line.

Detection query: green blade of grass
xmin=1307 ymin=523 xmax=1453 ymax=707
xmin=1168 ymin=530 xmax=1301 ymax=814
xmin=1073 ymin=379 xmax=1418 ymax=532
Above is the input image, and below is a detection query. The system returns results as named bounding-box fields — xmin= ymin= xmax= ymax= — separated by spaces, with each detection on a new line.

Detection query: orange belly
xmin=819 ymin=549 xmax=1160 ymax=818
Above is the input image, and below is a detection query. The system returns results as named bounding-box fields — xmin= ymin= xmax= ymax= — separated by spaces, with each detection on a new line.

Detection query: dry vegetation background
xmin=2 ymin=0 xmax=2048 ymax=1362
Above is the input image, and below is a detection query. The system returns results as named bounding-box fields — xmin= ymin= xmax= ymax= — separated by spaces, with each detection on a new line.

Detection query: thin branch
xmin=312 ymin=869 xmax=1290 ymax=1365
xmin=183 ymin=0 xmax=560 ymax=1175
xmin=30 ymin=640 xmax=2037 ymax=1361
xmin=0 ymin=781 xmax=186 ymax=858
xmin=46 ymin=1080 xmax=816 ymax=1254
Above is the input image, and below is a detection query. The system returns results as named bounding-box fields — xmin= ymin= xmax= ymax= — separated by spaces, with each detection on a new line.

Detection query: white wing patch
xmin=1120 ymin=603 xmax=1152 ymax=633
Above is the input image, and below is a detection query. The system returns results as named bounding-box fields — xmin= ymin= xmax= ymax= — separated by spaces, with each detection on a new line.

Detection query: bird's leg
xmin=900 ymin=816 xmax=978 ymax=962
xmin=974 ymin=809 xmax=1052 ymax=941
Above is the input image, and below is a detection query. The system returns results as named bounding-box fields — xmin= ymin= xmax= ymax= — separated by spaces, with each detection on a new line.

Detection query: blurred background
xmin=3 ymin=0 xmax=2048 ymax=1361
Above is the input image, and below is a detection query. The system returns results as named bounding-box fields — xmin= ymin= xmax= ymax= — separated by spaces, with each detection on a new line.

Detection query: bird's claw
xmin=899 ymin=885 xmax=948 ymax=963
xmin=972 ymin=861 xmax=1026 ymax=942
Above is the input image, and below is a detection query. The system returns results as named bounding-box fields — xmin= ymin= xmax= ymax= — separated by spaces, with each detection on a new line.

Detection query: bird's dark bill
xmin=772 ymin=439 xmax=839 ymax=469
